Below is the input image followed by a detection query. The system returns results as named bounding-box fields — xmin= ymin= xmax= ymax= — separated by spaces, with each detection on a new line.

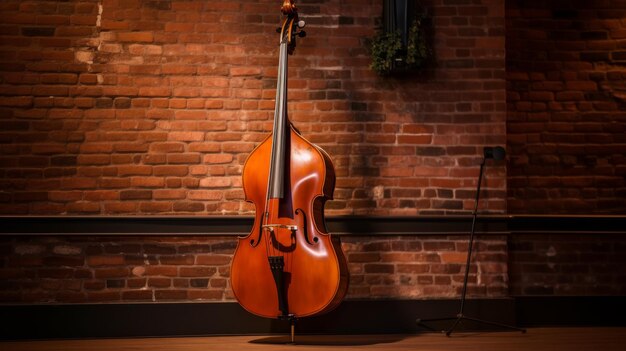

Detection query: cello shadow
xmin=249 ymin=334 xmax=407 ymax=346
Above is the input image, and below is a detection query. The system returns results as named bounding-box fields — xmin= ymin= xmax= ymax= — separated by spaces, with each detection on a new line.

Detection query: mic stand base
xmin=416 ymin=313 xmax=526 ymax=336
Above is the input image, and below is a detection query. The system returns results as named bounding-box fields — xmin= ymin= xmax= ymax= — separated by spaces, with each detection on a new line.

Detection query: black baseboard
xmin=1 ymin=299 xmax=516 ymax=340
xmin=2 ymin=296 xmax=624 ymax=340
xmin=515 ymin=296 xmax=626 ymax=327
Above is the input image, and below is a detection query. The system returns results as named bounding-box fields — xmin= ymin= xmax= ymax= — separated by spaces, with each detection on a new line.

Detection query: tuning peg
xmin=298 ymin=30 xmax=306 ymax=38
xmin=297 ymin=20 xmax=305 ymax=28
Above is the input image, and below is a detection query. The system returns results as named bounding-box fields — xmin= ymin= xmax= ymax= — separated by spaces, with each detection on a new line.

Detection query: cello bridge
xmin=262 ymin=224 xmax=298 ymax=232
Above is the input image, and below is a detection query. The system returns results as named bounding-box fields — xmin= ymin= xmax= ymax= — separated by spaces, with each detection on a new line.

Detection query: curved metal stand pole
xmin=416 ymin=159 xmax=526 ymax=336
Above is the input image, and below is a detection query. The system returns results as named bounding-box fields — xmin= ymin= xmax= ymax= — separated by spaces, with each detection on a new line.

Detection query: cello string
xmin=280 ymin=22 xmax=290 ymax=262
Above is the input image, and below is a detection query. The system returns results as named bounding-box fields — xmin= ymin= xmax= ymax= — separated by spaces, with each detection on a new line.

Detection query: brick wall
xmin=5 ymin=227 xmax=626 ymax=303
xmin=0 ymin=0 xmax=507 ymax=216
xmin=1 ymin=0 xmax=624 ymax=306
xmin=0 ymin=234 xmax=508 ymax=303
xmin=343 ymin=235 xmax=508 ymax=298
xmin=507 ymin=0 xmax=626 ymax=214
xmin=509 ymin=234 xmax=626 ymax=296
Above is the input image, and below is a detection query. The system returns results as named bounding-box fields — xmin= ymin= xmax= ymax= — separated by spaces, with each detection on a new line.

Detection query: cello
xmin=230 ymin=0 xmax=349 ymax=336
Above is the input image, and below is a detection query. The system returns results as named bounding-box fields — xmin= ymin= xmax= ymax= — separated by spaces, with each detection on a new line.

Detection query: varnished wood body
xmin=231 ymin=125 xmax=348 ymax=319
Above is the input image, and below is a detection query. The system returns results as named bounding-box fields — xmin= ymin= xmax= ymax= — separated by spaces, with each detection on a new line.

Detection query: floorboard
xmin=2 ymin=327 xmax=625 ymax=351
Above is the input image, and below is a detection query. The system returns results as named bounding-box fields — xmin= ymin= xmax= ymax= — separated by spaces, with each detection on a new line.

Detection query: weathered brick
xmin=507 ymin=1 xmax=626 ymax=214
xmin=116 ymin=31 xmax=154 ymax=43
xmin=179 ymin=267 xmax=217 ymax=277
xmin=87 ymin=255 xmax=125 ymax=266
xmin=94 ymin=267 xmax=130 ymax=279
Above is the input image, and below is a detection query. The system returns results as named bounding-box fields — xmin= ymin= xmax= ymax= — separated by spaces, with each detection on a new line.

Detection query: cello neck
xmin=267 ymin=40 xmax=290 ymax=200
xmin=267 ymin=3 xmax=302 ymax=201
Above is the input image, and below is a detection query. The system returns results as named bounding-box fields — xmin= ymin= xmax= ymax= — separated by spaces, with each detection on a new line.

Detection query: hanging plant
xmin=369 ymin=14 xmax=430 ymax=75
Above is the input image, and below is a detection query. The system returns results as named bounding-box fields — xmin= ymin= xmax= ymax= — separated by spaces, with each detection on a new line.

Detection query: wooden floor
xmin=3 ymin=328 xmax=625 ymax=351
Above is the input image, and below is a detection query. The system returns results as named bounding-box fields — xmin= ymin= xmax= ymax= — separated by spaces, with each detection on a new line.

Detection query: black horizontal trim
xmin=0 ymin=216 xmax=253 ymax=236
xmin=1 ymin=296 xmax=624 ymax=340
xmin=0 ymin=215 xmax=510 ymax=236
xmin=2 ymin=215 xmax=626 ymax=236
xmin=508 ymin=215 xmax=626 ymax=235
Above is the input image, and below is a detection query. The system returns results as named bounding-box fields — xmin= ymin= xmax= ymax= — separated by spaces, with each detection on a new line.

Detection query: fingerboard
xmin=267 ymin=40 xmax=289 ymax=199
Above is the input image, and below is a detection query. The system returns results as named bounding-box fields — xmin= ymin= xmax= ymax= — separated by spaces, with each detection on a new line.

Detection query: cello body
xmin=231 ymin=126 xmax=348 ymax=318
xmin=230 ymin=1 xmax=348 ymax=319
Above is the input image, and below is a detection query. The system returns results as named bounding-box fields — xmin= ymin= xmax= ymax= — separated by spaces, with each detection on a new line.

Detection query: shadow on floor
xmin=249 ymin=334 xmax=407 ymax=346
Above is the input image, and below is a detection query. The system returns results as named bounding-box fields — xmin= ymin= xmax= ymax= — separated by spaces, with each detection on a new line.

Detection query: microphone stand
xmin=416 ymin=147 xmax=526 ymax=336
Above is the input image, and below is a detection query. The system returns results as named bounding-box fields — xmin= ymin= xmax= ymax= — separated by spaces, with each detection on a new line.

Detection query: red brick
xmin=145 ymin=266 xmax=178 ymax=277
xmin=120 ymin=190 xmax=152 ymax=200
xmin=230 ymin=67 xmax=261 ymax=76
xmin=174 ymin=110 xmax=208 ymax=120
xmin=84 ymin=191 xmax=119 ymax=201
xmin=440 ymin=252 xmax=468 ymax=264
xmin=153 ymin=166 xmax=189 ymax=176
xmin=179 ymin=267 xmax=217 ymax=277
xmin=0 ymin=96 xmax=33 ymax=107
xmin=37 ymin=15 xmax=70 ymax=25
xmin=149 ymin=142 xmax=184 ymax=153
xmin=187 ymin=290 xmax=223 ymax=300
xmin=196 ymin=255 xmax=231 ymax=265
xmin=159 ymin=255 xmax=195 ymax=265
xmin=122 ymin=291 xmax=153 ymax=300
xmin=67 ymin=201 xmax=101 ymax=214
xmin=87 ymin=255 xmax=125 ymax=266
xmin=140 ymin=202 xmax=172 ymax=213
xmin=116 ymin=31 xmax=154 ymax=42
xmin=187 ymin=190 xmax=222 ymax=201
xmin=148 ymin=278 xmax=172 ymax=288
xmin=117 ymin=166 xmax=152 ymax=176
xmin=153 ymin=189 xmax=186 ymax=200
xmin=94 ymin=268 xmax=130 ymax=279
xmin=203 ymin=154 xmax=233 ymax=164
xmin=173 ymin=202 xmax=205 ymax=212
xmin=104 ymin=202 xmax=138 ymax=213
xmin=167 ymin=154 xmax=200 ymax=164
xmin=138 ymin=87 xmax=169 ymax=97
xmin=168 ymin=131 xmax=205 ymax=141
xmin=155 ymin=290 xmax=188 ymax=300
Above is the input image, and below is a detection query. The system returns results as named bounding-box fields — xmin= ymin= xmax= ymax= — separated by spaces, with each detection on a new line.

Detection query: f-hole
xmin=296 ymin=208 xmax=318 ymax=245
xmin=250 ymin=221 xmax=263 ymax=247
